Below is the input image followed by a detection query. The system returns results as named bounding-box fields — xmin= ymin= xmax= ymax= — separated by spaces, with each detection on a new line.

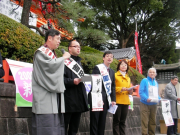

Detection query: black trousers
xmin=90 ymin=98 xmax=108 ymax=135
xmin=64 ymin=112 xmax=81 ymax=135
xmin=113 ymin=104 xmax=129 ymax=135
xmin=167 ymin=118 xmax=178 ymax=135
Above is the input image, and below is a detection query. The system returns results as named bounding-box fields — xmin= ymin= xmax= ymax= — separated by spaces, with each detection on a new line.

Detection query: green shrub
xmin=128 ymin=67 xmax=145 ymax=85
xmin=0 ymin=14 xmax=44 ymax=63
xmin=0 ymin=14 xmax=144 ymax=84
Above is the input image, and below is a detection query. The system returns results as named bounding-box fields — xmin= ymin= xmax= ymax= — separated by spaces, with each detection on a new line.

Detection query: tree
xmin=21 ymin=0 xmax=32 ymax=26
xmin=10 ymin=0 xmax=111 ymax=45
xmin=78 ymin=0 xmax=180 ymax=72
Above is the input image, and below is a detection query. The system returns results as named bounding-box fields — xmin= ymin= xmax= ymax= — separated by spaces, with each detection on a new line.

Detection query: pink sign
xmin=15 ymin=67 xmax=33 ymax=102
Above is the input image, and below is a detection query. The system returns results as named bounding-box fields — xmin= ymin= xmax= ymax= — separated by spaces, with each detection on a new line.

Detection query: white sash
xmin=64 ymin=58 xmax=92 ymax=97
xmin=147 ymin=79 xmax=159 ymax=103
xmin=91 ymin=75 xmax=103 ymax=111
xmin=38 ymin=46 xmax=56 ymax=59
xmin=64 ymin=58 xmax=84 ymax=78
xmin=97 ymin=64 xmax=112 ymax=106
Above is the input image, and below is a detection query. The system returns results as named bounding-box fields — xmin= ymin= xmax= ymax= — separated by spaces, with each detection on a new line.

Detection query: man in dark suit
xmin=164 ymin=76 xmax=180 ymax=135
xmin=88 ymin=51 xmax=116 ymax=135
xmin=64 ymin=40 xmax=89 ymax=135
xmin=0 ymin=52 xmax=4 ymax=78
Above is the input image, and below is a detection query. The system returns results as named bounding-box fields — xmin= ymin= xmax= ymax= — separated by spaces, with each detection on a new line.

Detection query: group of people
xmin=31 ymin=29 xmax=132 ymax=135
xmin=32 ymin=29 xmax=179 ymax=135
xmin=140 ymin=68 xmax=180 ymax=135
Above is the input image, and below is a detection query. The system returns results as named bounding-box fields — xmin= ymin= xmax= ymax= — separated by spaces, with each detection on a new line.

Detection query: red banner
xmin=134 ymin=31 xmax=142 ymax=74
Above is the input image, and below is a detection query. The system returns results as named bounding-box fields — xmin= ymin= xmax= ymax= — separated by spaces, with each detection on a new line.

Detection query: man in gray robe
xmin=164 ymin=76 xmax=180 ymax=135
xmin=32 ymin=29 xmax=70 ymax=135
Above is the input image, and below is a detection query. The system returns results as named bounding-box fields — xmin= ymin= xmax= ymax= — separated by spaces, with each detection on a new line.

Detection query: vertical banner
xmin=161 ymin=100 xmax=174 ymax=126
xmin=91 ymin=75 xmax=103 ymax=111
xmin=134 ymin=31 xmax=142 ymax=74
xmin=6 ymin=59 xmax=33 ymax=107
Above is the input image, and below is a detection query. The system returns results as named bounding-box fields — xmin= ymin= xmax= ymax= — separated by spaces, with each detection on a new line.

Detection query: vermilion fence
xmin=2 ymin=60 xmax=14 ymax=83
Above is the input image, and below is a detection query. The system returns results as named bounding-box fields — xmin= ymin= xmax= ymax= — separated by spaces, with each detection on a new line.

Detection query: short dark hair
xmin=68 ymin=40 xmax=77 ymax=51
xmin=103 ymin=51 xmax=113 ymax=57
xmin=45 ymin=29 xmax=60 ymax=42
xmin=171 ymin=76 xmax=178 ymax=80
xmin=116 ymin=60 xmax=129 ymax=72
xmin=68 ymin=41 xmax=73 ymax=48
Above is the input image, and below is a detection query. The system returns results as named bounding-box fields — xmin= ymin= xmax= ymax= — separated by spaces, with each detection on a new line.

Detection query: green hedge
xmin=0 ymin=14 xmax=144 ymax=84
xmin=0 ymin=14 xmax=44 ymax=63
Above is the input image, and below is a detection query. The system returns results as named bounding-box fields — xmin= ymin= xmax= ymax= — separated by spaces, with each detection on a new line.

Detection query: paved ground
xmin=156 ymin=134 xmax=180 ymax=135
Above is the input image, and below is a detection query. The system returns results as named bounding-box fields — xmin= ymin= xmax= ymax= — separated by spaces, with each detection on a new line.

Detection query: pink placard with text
xmin=15 ymin=67 xmax=33 ymax=102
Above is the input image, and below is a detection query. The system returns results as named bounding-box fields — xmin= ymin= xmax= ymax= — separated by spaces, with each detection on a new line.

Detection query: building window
xmin=157 ymin=71 xmax=174 ymax=80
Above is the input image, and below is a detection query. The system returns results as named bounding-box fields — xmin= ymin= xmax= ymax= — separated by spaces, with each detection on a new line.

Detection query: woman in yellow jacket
xmin=113 ymin=60 xmax=133 ymax=135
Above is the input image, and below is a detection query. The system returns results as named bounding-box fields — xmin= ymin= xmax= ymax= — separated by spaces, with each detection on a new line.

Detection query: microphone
xmin=61 ymin=49 xmax=72 ymax=61
xmin=61 ymin=49 xmax=65 ymax=54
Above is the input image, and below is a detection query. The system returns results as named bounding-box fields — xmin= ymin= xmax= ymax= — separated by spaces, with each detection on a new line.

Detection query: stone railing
xmin=0 ymin=82 xmax=163 ymax=135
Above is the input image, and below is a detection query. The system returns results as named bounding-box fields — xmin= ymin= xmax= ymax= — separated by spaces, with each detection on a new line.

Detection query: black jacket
xmin=64 ymin=55 xmax=89 ymax=112
xmin=0 ymin=52 xmax=4 ymax=78
xmin=88 ymin=65 xmax=116 ymax=109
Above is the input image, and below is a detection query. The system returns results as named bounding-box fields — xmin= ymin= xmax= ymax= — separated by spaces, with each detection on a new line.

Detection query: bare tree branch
xmin=28 ymin=25 xmax=45 ymax=37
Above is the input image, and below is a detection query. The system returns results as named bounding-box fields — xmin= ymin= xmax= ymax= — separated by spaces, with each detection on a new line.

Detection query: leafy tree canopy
xmin=78 ymin=0 xmax=180 ymax=73
xmin=11 ymin=0 xmax=111 ymax=46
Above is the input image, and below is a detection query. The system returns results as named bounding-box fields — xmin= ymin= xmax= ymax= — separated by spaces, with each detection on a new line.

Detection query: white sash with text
xmin=38 ymin=46 xmax=56 ymax=59
xmin=97 ymin=64 xmax=112 ymax=106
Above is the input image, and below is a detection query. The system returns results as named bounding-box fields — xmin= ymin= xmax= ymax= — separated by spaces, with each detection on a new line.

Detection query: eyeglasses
xmin=70 ymin=46 xmax=81 ymax=49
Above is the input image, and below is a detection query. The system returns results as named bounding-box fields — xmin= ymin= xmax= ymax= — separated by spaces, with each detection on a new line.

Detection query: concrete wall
xmin=0 ymin=82 xmax=32 ymax=135
xmin=0 ymin=82 xmax=163 ymax=135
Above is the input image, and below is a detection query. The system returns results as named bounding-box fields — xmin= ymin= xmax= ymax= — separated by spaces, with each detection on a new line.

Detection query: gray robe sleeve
xmin=33 ymin=51 xmax=65 ymax=93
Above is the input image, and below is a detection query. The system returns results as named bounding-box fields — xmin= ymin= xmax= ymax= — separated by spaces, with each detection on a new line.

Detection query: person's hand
xmin=63 ymin=52 xmax=70 ymax=60
xmin=121 ymin=87 xmax=127 ymax=91
xmin=147 ymin=98 xmax=152 ymax=102
xmin=177 ymin=98 xmax=180 ymax=101
xmin=74 ymin=78 xmax=81 ymax=85
xmin=111 ymin=101 xmax=116 ymax=106
xmin=128 ymin=89 xmax=133 ymax=95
